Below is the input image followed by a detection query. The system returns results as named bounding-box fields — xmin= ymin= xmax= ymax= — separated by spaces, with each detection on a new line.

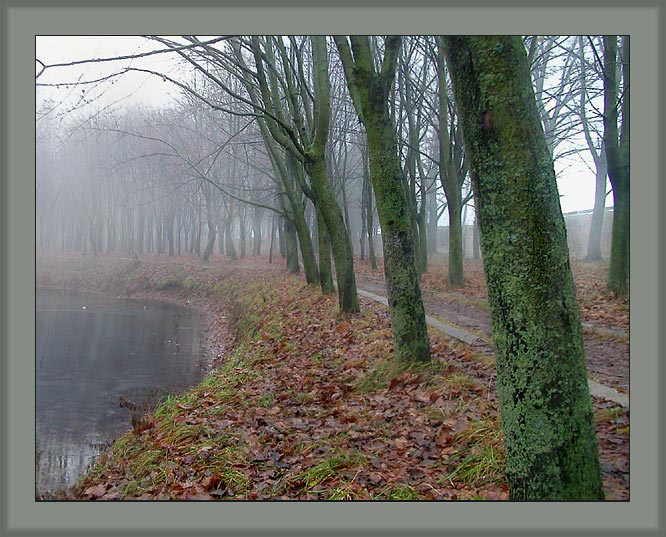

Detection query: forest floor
xmin=355 ymin=256 xmax=629 ymax=395
xmin=37 ymin=253 xmax=629 ymax=501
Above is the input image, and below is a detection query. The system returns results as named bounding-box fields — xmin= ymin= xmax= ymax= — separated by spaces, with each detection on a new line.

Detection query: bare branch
xmin=38 ymin=36 xmax=232 ymax=71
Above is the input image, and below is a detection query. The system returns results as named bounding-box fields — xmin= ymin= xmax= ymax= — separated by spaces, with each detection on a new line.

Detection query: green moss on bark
xmin=445 ymin=36 xmax=604 ymax=500
xmin=304 ymin=154 xmax=359 ymax=314
xmin=335 ymin=36 xmax=430 ymax=363
xmin=365 ymin=115 xmax=431 ymax=363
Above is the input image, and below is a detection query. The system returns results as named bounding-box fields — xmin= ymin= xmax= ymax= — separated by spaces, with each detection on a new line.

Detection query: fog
xmin=36 ymin=35 xmax=609 ymax=259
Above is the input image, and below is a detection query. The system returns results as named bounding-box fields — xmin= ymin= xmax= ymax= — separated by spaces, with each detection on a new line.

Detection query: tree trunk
xmin=283 ymin=216 xmax=299 ymax=273
xmin=218 ymin=219 xmax=225 ymax=255
xmin=446 ymin=195 xmax=463 ymax=285
xmin=445 ymin=35 xmax=604 ymax=500
xmin=316 ymin=207 xmax=335 ymax=295
xmin=283 ymin=154 xmax=320 ymax=285
xmin=427 ymin=179 xmax=438 ymax=255
xmin=363 ymin=150 xmax=378 ymax=271
xmin=253 ymin=207 xmax=262 ymax=256
xmin=335 ymin=36 xmax=430 ymax=362
xmin=437 ymin=37 xmax=464 ymax=286
xmin=278 ymin=215 xmax=286 ymax=258
xmin=340 ymin=179 xmax=353 ymax=247
xmin=365 ymin=114 xmax=431 ymax=362
xmin=239 ymin=206 xmax=247 ymax=259
xmin=586 ymin=151 xmax=608 ymax=261
xmin=269 ymin=212 xmax=277 ymax=264
xmin=88 ymin=216 xmax=98 ymax=257
xmin=578 ymin=36 xmax=608 ymax=263
xmin=607 ymin=182 xmax=629 ymax=293
xmin=137 ymin=214 xmax=144 ymax=255
xmin=195 ymin=221 xmax=202 ymax=255
xmin=303 ymin=35 xmax=359 ymax=313
xmin=603 ymin=36 xmax=630 ymax=296
xmin=305 ymin=155 xmax=359 ymax=311
xmin=225 ymin=222 xmax=237 ymax=261
xmin=202 ymin=221 xmax=216 ymax=262
xmin=156 ymin=220 xmax=163 ymax=255
xmin=359 ymin=183 xmax=367 ymax=262
xmin=417 ymin=174 xmax=428 ymax=273
xmin=166 ymin=214 xmax=175 ymax=257
xmin=472 ymin=213 xmax=480 ymax=260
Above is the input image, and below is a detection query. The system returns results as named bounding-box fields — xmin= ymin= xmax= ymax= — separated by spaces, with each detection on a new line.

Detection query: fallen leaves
xmin=41 ymin=254 xmax=627 ymax=502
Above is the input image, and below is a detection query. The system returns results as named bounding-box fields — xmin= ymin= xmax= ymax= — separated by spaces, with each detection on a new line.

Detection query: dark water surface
xmin=36 ymin=289 xmax=209 ymax=498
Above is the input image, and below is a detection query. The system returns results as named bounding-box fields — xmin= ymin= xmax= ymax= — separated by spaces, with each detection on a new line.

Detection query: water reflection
xmin=36 ymin=290 xmax=208 ymax=498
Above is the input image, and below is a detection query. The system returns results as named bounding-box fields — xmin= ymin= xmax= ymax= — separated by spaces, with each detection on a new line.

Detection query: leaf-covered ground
xmin=356 ymin=256 xmax=629 ymax=393
xmin=37 ymin=253 xmax=629 ymax=500
xmin=358 ymin=255 xmax=629 ymax=331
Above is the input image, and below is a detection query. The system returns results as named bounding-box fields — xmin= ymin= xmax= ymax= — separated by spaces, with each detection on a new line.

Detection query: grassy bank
xmin=37 ymin=254 xmax=627 ymax=500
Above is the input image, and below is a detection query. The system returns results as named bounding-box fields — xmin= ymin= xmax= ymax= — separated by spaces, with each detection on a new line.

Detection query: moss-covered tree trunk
xmin=316 ymin=207 xmax=335 ymax=295
xmin=417 ymin=179 xmax=428 ymax=274
xmin=472 ymin=212 xmax=480 ymax=260
xmin=365 ymin=115 xmax=431 ymax=362
xmin=426 ymin=181 xmax=438 ymax=255
xmin=446 ymin=195 xmax=463 ymax=285
xmin=283 ymin=152 xmax=319 ymax=284
xmin=304 ymin=35 xmax=359 ymax=313
xmin=283 ymin=215 xmax=299 ymax=274
xmin=603 ymin=36 xmax=630 ymax=296
xmin=305 ymin=155 xmax=359 ymax=312
xmin=335 ymin=35 xmax=430 ymax=362
xmin=436 ymin=37 xmax=465 ymax=287
xmin=445 ymin=35 xmax=604 ymax=500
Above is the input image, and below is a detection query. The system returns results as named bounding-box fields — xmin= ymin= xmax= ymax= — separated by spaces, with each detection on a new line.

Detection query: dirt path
xmin=355 ymin=274 xmax=629 ymax=399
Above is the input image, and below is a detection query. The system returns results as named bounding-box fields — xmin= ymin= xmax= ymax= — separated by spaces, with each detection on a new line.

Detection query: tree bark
xmin=201 ymin=189 xmax=216 ymax=262
xmin=253 ymin=206 xmax=262 ymax=256
xmin=362 ymin=147 xmax=378 ymax=270
xmin=335 ymin=35 xmax=430 ymax=362
xmin=283 ymin=215 xmax=299 ymax=273
xmin=586 ymin=148 xmax=608 ymax=261
xmin=316 ymin=207 xmax=335 ymax=295
xmin=305 ymin=154 xmax=360 ymax=311
xmin=436 ymin=37 xmax=465 ymax=286
xmin=472 ymin=212 xmax=480 ymax=260
xmin=283 ymin=152 xmax=319 ymax=284
xmin=224 ymin=210 xmax=237 ymax=261
xmin=426 ymin=177 xmax=438 ymax=255
xmin=578 ymin=36 xmax=608 ymax=263
xmin=445 ymin=35 xmax=604 ymax=500
xmin=239 ymin=206 xmax=247 ymax=259
xmin=303 ymin=36 xmax=359 ymax=313
xmin=603 ymin=36 xmax=630 ymax=296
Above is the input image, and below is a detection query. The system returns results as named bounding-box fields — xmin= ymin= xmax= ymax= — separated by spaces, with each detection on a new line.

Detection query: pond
xmin=36 ymin=289 xmax=209 ymax=498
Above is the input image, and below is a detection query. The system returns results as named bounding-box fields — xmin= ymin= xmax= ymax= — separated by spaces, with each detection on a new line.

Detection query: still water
xmin=36 ymin=289 xmax=209 ymax=498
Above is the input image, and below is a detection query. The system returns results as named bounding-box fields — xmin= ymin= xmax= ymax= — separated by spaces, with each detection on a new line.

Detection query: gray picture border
xmin=2 ymin=0 xmax=663 ymax=535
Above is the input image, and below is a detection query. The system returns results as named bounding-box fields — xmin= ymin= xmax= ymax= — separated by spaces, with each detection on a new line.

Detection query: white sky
xmin=36 ymin=36 xmax=180 ymax=111
xmin=36 ymin=35 xmax=601 ymax=214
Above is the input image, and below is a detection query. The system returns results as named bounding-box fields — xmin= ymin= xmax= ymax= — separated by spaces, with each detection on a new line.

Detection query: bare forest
xmin=36 ymin=36 xmax=629 ymax=502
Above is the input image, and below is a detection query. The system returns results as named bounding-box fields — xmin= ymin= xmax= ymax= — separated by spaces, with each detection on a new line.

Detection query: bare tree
xmin=602 ymin=35 xmax=630 ymax=296
xmin=334 ymin=36 xmax=430 ymax=363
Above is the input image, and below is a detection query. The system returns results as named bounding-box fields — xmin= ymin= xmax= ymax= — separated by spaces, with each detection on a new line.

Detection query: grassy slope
xmin=37 ymin=254 xmax=628 ymax=500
